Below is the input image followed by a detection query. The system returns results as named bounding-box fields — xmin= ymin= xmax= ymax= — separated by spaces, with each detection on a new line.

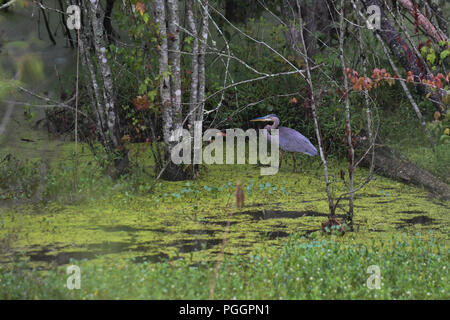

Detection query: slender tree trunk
xmin=357 ymin=0 xmax=375 ymax=182
xmin=185 ymin=0 xmax=209 ymax=176
xmin=186 ymin=0 xmax=200 ymax=174
xmin=155 ymin=0 xmax=185 ymax=181
xmin=167 ymin=0 xmax=182 ymax=126
xmin=79 ymin=31 xmax=108 ymax=149
xmin=155 ymin=0 xmax=173 ymax=147
xmin=196 ymin=0 xmax=209 ymax=124
xmin=88 ymin=0 xmax=121 ymax=150
xmin=187 ymin=0 xmax=199 ymax=131
xmin=296 ymin=2 xmax=335 ymax=218
xmin=186 ymin=0 xmax=209 ymax=123
xmin=78 ymin=0 xmax=128 ymax=175
xmin=338 ymin=0 xmax=355 ymax=227
xmin=78 ymin=3 xmax=108 ymax=148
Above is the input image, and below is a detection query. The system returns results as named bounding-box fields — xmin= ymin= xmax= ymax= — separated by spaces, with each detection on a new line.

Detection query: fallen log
xmin=357 ymin=132 xmax=450 ymax=201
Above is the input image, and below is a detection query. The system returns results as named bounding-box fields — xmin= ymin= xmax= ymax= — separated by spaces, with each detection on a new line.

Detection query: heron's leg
xmin=279 ymin=150 xmax=284 ymax=169
xmin=292 ymin=153 xmax=297 ymax=173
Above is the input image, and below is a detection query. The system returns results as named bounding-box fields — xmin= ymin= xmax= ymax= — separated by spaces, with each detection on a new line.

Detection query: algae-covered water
xmin=0 ymin=151 xmax=449 ymax=270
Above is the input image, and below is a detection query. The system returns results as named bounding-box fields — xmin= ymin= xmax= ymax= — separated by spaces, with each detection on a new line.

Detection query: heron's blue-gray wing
xmin=278 ymin=127 xmax=317 ymax=156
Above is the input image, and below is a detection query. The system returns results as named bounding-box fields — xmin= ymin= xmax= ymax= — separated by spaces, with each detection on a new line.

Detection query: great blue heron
xmin=250 ymin=114 xmax=317 ymax=172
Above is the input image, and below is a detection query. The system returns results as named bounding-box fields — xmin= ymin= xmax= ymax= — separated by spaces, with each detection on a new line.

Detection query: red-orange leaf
xmin=406 ymin=71 xmax=414 ymax=83
xmin=434 ymin=111 xmax=441 ymax=121
xmin=132 ymin=95 xmax=150 ymax=111
xmin=136 ymin=2 xmax=145 ymax=15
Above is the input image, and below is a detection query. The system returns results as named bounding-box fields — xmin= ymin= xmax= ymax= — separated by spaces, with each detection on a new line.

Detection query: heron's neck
xmin=264 ymin=125 xmax=273 ymax=142
xmin=264 ymin=118 xmax=279 ymax=141
xmin=272 ymin=117 xmax=280 ymax=129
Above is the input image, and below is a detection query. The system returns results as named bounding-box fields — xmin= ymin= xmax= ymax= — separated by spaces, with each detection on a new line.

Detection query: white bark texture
xmin=87 ymin=0 xmax=121 ymax=149
xmin=79 ymin=2 xmax=109 ymax=150
xmin=196 ymin=0 xmax=209 ymax=123
xmin=187 ymin=0 xmax=199 ymax=130
xmin=79 ymin=34 xmax=108 ymax=148
xmin=155 ymin=0 xmax=174 ymax=147
xmin=167 ymin=0 xmax=182 ymax=129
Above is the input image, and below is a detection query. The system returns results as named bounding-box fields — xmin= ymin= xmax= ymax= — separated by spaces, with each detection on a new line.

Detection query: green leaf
xmin=138 ymin=83 xmax=147 ymax=95
xmin=148 ymin=89 xmax=157 ymax=101
xmin=440 ymin=49 xmax=449 ymax=61
xmin=420 ymin=46 xmax=428 ymax=56
xmin=426 ymin=50 xmax=436 ymax=65
xmin=143 ymin=13 xmax=149 ymax=24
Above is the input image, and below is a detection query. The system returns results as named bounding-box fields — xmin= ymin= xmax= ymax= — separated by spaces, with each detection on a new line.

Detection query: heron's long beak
xmin=250 ymin=116 xmax=271 ymax=122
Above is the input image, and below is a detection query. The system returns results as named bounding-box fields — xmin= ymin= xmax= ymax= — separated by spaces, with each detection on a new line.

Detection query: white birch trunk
xmin=187 ymin=0 xmax=199 ymax=131
xmin=79 ymin=36 xmax=108 ymax=149
xmin=155 ymin=0 xmax=173 ymax=147
xmin=196 ymin=0 xmax=209 ymax=123
xmin=79 ymin=2 xmax=109 ymax=150
xmin=167 ymin=0 xmax=182 ymax=129
xmin=88 ymin=0 xmax=121 ymax=149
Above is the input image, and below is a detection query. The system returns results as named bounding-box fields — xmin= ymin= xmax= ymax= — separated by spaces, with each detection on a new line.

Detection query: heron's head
xmin=250 ymin=114 xmax=278 ymax=123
